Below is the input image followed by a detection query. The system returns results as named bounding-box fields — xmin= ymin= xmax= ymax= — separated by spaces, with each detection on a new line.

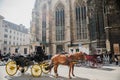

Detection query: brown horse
xmin=47 ymin=52 xmax=86 ymax=79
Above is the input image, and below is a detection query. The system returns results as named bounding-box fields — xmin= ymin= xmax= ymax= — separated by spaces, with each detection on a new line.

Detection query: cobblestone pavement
xmin=0 ymin=62 xmax=120 ymax=80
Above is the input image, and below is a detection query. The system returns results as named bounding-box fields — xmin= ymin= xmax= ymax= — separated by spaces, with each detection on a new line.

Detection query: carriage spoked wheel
xmin=6 ymin=61 xmax=17 ymax=76
xmin=18 ymin=66 xmax=28 ymax=73
xmin=31 ymin=64 xmax=42 ymax=77
xmin=41 ymin=62 xmax=50 ymax=74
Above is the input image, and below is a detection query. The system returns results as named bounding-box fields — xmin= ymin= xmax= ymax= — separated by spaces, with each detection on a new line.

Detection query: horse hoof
xmin=54 ymin=74 xmax=58 ymax=78
xmin=56 ymin=74 xmax=58 ymax=77
xmin=73 ymin=74 xmax=75 ymax=77
xmin=53 ymin=75 xmax=57 ymax=78
xmin=55 ymin=76 xmax=58 ymax=78
xmin=69 ymin=76 xmax=72 ymax=79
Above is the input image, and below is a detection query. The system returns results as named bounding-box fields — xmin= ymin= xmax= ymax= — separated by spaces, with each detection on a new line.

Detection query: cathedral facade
xmin=30 ymin=0 xmax=105 ymax=55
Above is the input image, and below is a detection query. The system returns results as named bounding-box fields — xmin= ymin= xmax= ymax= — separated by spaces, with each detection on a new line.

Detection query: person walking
xmin=108 ymin=51 xmax=113 ymax=64
xmin=0 ymin=50 xmax=2 ymax=60
xmin=114 ymin=53 xmax=119 ymax=65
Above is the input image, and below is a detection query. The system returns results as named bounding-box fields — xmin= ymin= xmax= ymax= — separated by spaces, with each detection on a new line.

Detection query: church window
xmin=55 ymin=3 xmax=65 ymax=41
xmin=75 ymin=4 xmax=88 ymax=40
xmin=42 ymin=5 xmax=47 ymax=42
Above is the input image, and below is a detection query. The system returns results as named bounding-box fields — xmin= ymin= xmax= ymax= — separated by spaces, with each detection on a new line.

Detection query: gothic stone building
xmin=104 ymin=0 xmax=120 ymax=54
xmin=30 ymin=0 xmax=106 ymax=55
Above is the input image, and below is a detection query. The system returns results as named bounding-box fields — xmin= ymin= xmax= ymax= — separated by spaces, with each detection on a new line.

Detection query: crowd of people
xmin=92 ymin=50 xmax=119 ymax=66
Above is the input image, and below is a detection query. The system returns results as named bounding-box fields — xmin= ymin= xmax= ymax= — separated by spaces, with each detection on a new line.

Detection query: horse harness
xmin=65 ymin=54 xmax=78 ymax=65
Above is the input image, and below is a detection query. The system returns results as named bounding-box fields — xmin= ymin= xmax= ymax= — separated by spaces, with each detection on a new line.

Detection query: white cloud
xmin=0 ymin=0 xmax=35 ymax=28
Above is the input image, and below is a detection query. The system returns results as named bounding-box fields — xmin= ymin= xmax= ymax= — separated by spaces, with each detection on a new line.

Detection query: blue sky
xmin=0 ymin=0 xmax=35 ymax=28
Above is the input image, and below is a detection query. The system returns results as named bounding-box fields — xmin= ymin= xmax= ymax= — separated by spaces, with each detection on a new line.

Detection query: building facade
xmin=87 ymin=0 xmax=106 ymax=52
xmin=0 ymin=15 xmax=4 ymax=54
xmin=104 ymin=0 xmax=120 ymax=54
xmin=30 ymin=0 xmax=106 ymax=55
xmin=0 ymin=16 xmax=30 ymax=54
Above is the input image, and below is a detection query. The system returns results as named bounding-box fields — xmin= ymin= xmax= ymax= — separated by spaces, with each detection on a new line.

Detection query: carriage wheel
xmin=31 ymin=64 xmax=42 ymax=77
xmin=6 ymin=61 xmax=17 ymax=76
xmin=41 ymin=62 xmax=50 ymax=74
xmin=19 ymin=66 xmax=28 ymax=73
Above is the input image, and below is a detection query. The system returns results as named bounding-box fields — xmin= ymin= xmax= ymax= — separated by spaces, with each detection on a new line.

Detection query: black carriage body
xmin=12 ymin=46 xmax=48 ymax=67
xmin=12 ymin=55 xmax=33 ymax=67
xmin=34 ymin=46 xmax=48 ymax=62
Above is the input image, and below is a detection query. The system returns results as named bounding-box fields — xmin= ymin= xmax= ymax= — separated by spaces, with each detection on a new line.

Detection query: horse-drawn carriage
xmin=84 ymin=54 xmax=103 ymax=67
xmin=6 ymin=46 xmax=50 ymax=77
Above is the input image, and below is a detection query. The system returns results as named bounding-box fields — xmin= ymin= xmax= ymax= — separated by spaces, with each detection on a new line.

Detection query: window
xmin=9 ymin=36 xmax=11 ymax=39
xmin=71 ymin=49 xmax=74 ymax=53
xmin=55 ymin=3 xmax=65 ymax=41
xmin=4 ymin=34 xmax=8 ymax=38
xmin=24 ymin=48 xmax=27 ymax=54
xmin=75 ymin=4 xmax=88 ymax=39
xmin=42 ymin=5 xmax=47 ymax=42
xmin=5 ymin=29 xmax=8 ymax=32
xmin=15 ymin=48 xmax=18 ymax=53
xmin=9 ymin=41 xmax=11 ymax=45
xmin=4 ymin=41 xmax=7 ymax=44
xmin=5 ymin=25 xmax=7 ymax=27
xmin=14 ymin=36 xmax=15 ymax=39
xmin=76 ymin=49 xmax=79 ymax=52
xmin=4 ymin=47 xmax=7 ymax=51
xmin=10 ymin=30 xmax=12 ymax=33
xmin=13 ymin=42 xmax=15 ymax=45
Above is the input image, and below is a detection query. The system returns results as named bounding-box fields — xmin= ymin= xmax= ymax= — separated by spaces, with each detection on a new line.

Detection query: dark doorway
xmin=24 ymin=48 xmax=27 ymax=54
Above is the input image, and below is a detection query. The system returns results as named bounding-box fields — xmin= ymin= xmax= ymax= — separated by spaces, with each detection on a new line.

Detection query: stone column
xmin=105 ymin=27 xmax=111 ymax=52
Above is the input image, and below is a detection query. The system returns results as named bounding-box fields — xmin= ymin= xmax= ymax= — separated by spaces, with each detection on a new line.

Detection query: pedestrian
xmin=108 ymin=51 xmax=112 ymax=64
xmin=0 ymin=50 xmax=2 ymax=60
xmin=114 ymin=53 xmax=119 ymax=65
xmin=103 ymin=51 xmax=109 ymax=63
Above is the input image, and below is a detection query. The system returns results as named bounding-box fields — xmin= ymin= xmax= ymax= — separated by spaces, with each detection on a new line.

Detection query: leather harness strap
xmin=65 ymin=54 xmax=78 ymax=65
xmin=65 ymin=54 xmax=70 ymax=65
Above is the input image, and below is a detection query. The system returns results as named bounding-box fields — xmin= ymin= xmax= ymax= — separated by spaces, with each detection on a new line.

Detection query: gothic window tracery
xmin=55 ymin=3 xmax=65 ymax=41
xmin=75 ymin=3 xmax=88 ymax=40
xmin=42 ymin=5 xmax=47 ymax=42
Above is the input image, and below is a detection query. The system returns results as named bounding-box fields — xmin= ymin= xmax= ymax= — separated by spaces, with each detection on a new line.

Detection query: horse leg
xmin=93 ymin=59 xmax=98 ymax=67
xmin=69 ymin=64 xmax=72 ymax=79
xmin=91 ymin=60 xmax=95 ymax=67
xmin=72 ymin=64 xmax=75 ymax=77
xmin=54 ymin=64 xmax=58 ymax=78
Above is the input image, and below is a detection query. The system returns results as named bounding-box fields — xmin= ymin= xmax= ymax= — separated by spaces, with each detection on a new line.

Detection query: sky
xmin=0 ymin=0 xmax=35 ymax=28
